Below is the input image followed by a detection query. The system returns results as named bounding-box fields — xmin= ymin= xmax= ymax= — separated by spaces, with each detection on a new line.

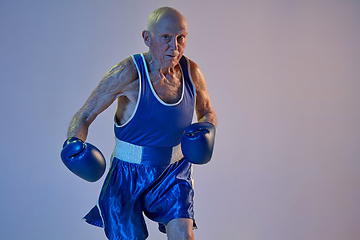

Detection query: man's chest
xmin=150 ymin=76 xmax=183 ymax=104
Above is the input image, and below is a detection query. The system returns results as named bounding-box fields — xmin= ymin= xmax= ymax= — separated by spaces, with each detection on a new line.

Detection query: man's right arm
xmin=66 ymin=57 xmax=137 ymax=142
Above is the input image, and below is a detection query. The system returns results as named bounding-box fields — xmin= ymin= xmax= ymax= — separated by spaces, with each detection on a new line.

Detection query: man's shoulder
xmin=115 ymin=56 xmax=137 ymax=73
xmin=104 ymin=56 xmax=138 ymax=82
xmin=182 ymin=57 xmax=199 ymax=71
xmin=183 ymin=57 xmax=202 ymax=80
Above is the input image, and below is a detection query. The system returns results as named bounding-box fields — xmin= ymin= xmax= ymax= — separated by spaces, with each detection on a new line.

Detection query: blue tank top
xmin=114 ymin=54 xmax=196 ymax=148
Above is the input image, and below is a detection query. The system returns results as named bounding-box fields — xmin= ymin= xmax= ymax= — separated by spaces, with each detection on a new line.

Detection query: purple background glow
xmin=0 ymin=1 xmax=359 ymax=239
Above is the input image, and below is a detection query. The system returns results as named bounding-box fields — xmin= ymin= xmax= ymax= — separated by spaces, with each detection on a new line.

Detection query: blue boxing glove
xmin=61 ymin=137 xmax=106 ymax=182
xmin=181 ymin=122 xmax=216 ymax=165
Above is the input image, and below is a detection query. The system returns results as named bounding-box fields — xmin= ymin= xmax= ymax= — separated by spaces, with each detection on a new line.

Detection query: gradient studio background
xmin=1 ymin=0 xmax=359 ymax=239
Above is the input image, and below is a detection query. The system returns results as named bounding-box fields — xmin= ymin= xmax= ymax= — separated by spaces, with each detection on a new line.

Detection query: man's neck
xmin=144 ymin=52 xmax=179 ymax=78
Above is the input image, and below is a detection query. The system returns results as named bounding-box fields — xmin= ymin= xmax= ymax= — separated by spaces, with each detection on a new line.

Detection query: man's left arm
xmin=189 ymin=60 xmax=217 ymax=126
xmin=180 ymin=59 xmax=217 ymax=165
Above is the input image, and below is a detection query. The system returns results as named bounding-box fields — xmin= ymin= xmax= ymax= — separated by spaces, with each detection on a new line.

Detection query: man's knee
xmin=166 ymin=218 xmax=194 ymax=240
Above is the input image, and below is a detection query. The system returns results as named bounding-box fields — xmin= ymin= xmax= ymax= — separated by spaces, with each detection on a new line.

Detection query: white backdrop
xmin=0 ymin=0 xmax=359 ymax=239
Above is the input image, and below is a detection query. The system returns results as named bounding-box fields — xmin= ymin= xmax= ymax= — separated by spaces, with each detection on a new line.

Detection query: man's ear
xmin=142 ymin=30 xmax=151 ymax=47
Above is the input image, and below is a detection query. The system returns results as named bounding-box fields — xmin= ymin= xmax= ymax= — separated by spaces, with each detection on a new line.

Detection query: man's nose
xmin=169 ymin=37 xmax=178 ymax=50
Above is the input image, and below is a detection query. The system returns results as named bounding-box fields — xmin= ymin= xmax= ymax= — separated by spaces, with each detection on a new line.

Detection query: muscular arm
xmin=189 ymin=60 xmax=217 ymax=126
xmin=67 ymin=57 xmax=137 ymax=141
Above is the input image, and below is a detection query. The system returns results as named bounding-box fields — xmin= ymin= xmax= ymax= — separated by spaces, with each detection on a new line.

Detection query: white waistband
xmin=112 ymin=138 xmax=184 ymax=166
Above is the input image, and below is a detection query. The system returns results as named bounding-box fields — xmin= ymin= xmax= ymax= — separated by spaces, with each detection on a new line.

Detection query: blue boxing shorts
xmin=83 ymin=156 xmax=197 ymax=240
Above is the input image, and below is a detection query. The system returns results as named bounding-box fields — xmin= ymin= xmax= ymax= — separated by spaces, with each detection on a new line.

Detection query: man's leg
xmin=166 ymin=218 xmax=195 ymax=240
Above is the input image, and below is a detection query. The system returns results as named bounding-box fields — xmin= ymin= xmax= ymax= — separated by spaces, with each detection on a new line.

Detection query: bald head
xmin=142 ymin=7 xmax=188 ymax=68
xmin=147 ymin=7 xmax=187 ymax=36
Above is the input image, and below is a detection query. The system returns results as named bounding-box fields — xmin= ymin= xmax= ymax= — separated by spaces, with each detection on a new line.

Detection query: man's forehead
xmin=154 ymin=15 xmax=187 ymax=33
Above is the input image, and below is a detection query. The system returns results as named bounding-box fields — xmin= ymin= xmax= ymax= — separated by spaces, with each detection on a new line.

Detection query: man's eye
xmin=178 ymin=36 xmax=185 ymax=42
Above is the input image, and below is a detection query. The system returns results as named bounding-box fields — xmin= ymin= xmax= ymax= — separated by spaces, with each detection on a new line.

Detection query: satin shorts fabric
xmin=84 ymin=157 xmax=196 ymax=240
